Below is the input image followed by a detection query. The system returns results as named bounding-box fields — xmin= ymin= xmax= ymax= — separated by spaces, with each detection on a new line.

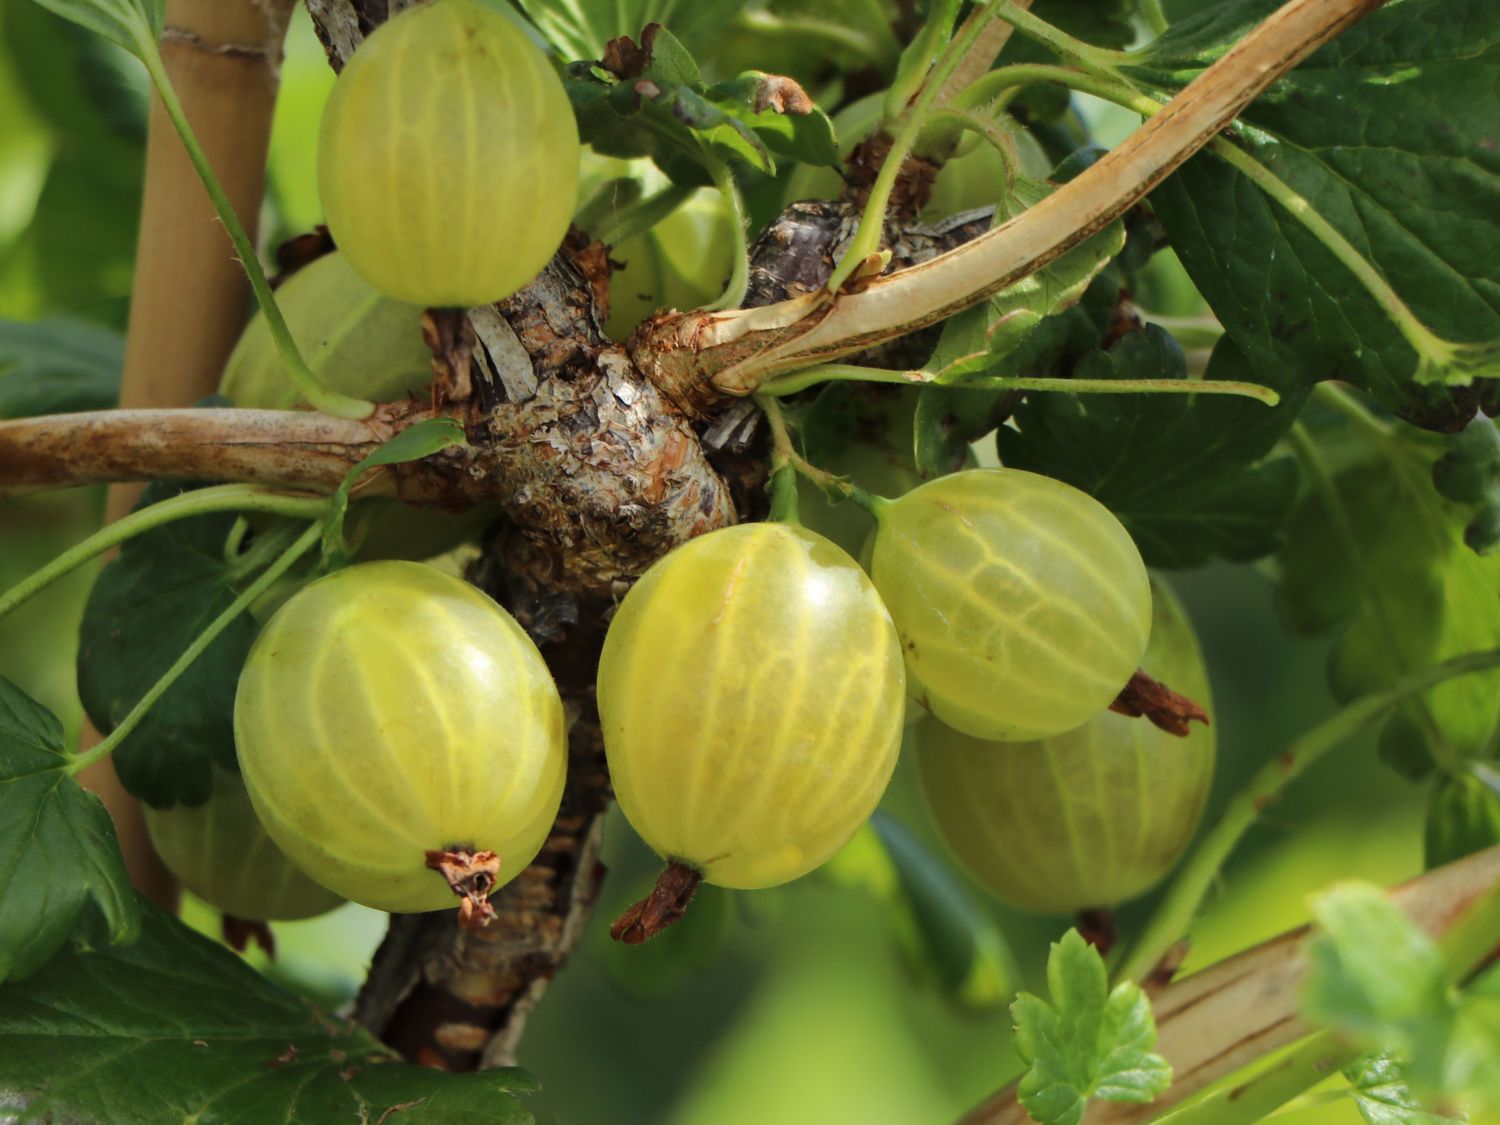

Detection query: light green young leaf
xmin=922 ymin=177 xmax=1123 ymax=385
xmin=1344 ymin=1052 xmax=1467 ymax=1125
xmin=1011 ymin=929 xmax=1171 ymax=1125
xmin=0 ymin=677 xmax=139 ymax=982
xmin=323 ymin=418 xmax=467 ymax=560
xmin=1304 ymin=882 xmax=1451 ymax=1048
xmin=27 ymin=0 xmax=161 ymax=56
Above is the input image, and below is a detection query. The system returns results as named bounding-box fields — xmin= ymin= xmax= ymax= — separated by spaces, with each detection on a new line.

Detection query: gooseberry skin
xmin=869 ymin=468 xmax=1150 ymax=742
xmin=144 ymin=768 xmax=344 ymax=922
xmin=916 ymin=582 xmax=1214 ymax=914
xmin=597 ymin=523 xmax=906 ymax=890
xmin=219 ymin=251 xmax=432 ymax=409
xmin=234 ymin=561 xmax=567 ymax=914
xmin=318 ymin=0 xmax=580 ymax=308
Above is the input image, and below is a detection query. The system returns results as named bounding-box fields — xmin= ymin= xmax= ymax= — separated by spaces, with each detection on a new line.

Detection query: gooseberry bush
xmin=0 ymin=0 xmax=1498 ymax=1121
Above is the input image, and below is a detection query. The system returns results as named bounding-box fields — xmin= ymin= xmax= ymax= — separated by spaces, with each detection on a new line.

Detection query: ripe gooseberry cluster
xmin=188 ymin=1 xmax=1210 ymax=932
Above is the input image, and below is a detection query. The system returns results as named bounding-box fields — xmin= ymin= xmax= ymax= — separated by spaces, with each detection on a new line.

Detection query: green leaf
xmin=0 ymin=902 xmax=537 ymax=1122
xmin=705 ymin=73 xmax=838 ymax=169
xmin=1343 ymin=1052 xmax=1467 ymax=1125
xmin=516 ymin=0 xmax=746 ymax=61
xmin=0 ymin=7 xmax=144 ymax=323
xmin=1304 ymin=882 xmax=1453 ymax=1082
xmin=1276 ymin=425 xmax=1500 ymax=773
xmin=0 ymin=316 xmax=121 ymax=417
xmin=76 ymin=482 xmax=265 ymax=808
xmin=26 ymin=0 xmax=161 ymax=56
xmin=0 ymin=676 xmax=139 ymax=983
xmin=1011 ymin=929 xmax=1171 ymax=1125
xmin=1424 ymin=768 xmax=1500 ymax=870
xmin=923 ymin=178 xmax=1124 ymax=385
xmin=324 ymin=417 xmax=467 ymax=562
xmin=1137 ymin=0 xmax=1500 ymax=430
xmin=999 ymin=331 xmax=1304 ymax=566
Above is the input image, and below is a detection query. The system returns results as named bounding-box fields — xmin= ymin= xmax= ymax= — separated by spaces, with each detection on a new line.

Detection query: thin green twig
xmin=759 ymin=362 xmax=1280 ymax=405
xmin=135 ymin=44 xmax=372 ymax=420
xmin=68 ymin=520 xmax=324 ymax=776
xmin=1115 ymin=647 xmax=1500 ymax=987
xmin=0 ymin=484 xmax=329 ymax=623
xmin=704 ymin=151 xmax=751 ymax=312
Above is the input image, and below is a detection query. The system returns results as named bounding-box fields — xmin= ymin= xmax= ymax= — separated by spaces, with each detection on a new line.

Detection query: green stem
xmin=1312 ymin=382 xmax=1395 ymax=443
xmin=135 ymin=44 xmax=373 ymax=421
xmin=704 ymin=152 xmax=750 ymax=312
xmin=0 ymin=484 xmax=329 ymax=623
xmin=68 ymin=520 xmax=324 ymax=777
xmin=756 ymin=394 xmax=889 ymax=516
xmin=759 ymin=362 xmax=1280 ymax=405
xmin=1150 ymin=1032 xmax=1354 ymax=1125
xmin=828 ymin=2 xmax=1006 ymax=293
xmin=1152 ymin=877 xmax=1500 ymax=1125
xmin=946 ymin=62 xmax=1143 ymax=116
xmin=1115 ymin=647 xmax=1500 ymax=986
xmin=993 ymin=0 xmax=1128 ymax=75
xmin=1138 ymin=0 xmax=1170 ymax=37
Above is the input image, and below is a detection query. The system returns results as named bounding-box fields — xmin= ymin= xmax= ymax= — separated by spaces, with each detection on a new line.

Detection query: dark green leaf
xmin=1011 ymin=929 xmax=1171 ymax=1125
xmin=1343 ymin=1052 xmax=1466 ymax=1125
xmin=76 ymin=482 xmax=264 ymax=808
xmin=1424 ymin=768 xmax=1500 ymax=870
xmin=1275 ymin=427 xmax=1500 ymax=768
xmin=1137 ymin=0 xmax=1500 ymax=429
xmin=0 ymin=316 xmax=122 ymax=417
xmin=0 ymin=902 xmax=537 ymax=1123
xmin=26 ymin=0 xmax=161 ymax=55
xmin=0 ymin=677 xmax=138 ymax=982
xmin=999 ymin=330 xmax=1304 ymax=566
xmin=516 ymin=0 xmax=746 ymax=61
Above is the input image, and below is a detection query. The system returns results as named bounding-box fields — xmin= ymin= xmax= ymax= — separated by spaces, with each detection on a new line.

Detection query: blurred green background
xmin=0 ymin=3 xmax=1452 ymax=1123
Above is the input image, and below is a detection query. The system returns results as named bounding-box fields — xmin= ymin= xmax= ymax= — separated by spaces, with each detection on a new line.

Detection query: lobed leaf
xmin=1011 ymin=929 xmax=1171 ymax=1125
xmin=1343 ymin=1052 xmax=1467 ymax=1125
xmin=1276 ymin=426 xmax=1500 ymax=773
xmin=1000 ymin=331 xmax=1303 ymax=566
xmin=75 ymin=482 xmax=265 ymax=808
xmin=0 ymin=902 xmax=537 ymax=1122
xmin=1136 ymin=0 xmax=1500 ymax=430
xmin=0 ymin=677 xmax=138 ymax=983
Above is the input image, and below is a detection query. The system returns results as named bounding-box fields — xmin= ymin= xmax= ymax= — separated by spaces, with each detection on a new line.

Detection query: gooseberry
xmin=219 ymin=251 xmax=433 ymax=409
xmin=318 ymin=0 xmax=580 ymax=308
xmin=597 ymin=523 xmax=906 ymax=890
xmin=869 ymin=468 xmax=1150 ymax=741
xmin=234 ymin=561 xmax=567 ymax=914
xmin=916 ymin=581 xmax=1214 ymax=913
xmin=144 ymin=767 xmax=344 ymax=922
